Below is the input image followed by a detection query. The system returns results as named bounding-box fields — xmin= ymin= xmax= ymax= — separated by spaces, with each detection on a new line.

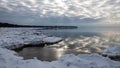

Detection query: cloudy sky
xmin=0 ymin=0 xmax=120 ymax=26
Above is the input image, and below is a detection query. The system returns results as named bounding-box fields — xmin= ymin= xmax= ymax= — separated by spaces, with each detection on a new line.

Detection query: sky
xmin=0 ymin=0 xmax=120 ymax=26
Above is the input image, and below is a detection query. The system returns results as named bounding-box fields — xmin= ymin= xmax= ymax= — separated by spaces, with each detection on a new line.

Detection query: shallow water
xmin=17 ymin=27 xmax=120 ymax=61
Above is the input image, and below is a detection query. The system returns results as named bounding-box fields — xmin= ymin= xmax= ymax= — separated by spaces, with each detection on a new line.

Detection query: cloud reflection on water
xmin=46 ymin=30 xmax=120 ymax=54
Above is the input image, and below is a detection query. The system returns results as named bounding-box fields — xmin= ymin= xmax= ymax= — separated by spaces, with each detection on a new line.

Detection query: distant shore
xmin=0 ymin=22 xmax=78 ymax=29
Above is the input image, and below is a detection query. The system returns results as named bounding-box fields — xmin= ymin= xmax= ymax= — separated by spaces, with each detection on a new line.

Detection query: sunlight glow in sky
xmin=0 ymin=0 xmax=120 ymax=25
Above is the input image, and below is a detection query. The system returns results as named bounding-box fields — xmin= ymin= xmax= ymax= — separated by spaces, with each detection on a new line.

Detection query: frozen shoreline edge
xmin=1 ymin=38 xmax=63 ymax=50
xmin=0 ymin=28 xmax=63 ymax=49
xmin=0 ymin=47 xmax=120 ymax=68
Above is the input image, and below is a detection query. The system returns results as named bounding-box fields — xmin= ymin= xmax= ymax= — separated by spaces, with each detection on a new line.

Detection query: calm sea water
xmin=17 ymin=27 xmax=120 ymax=61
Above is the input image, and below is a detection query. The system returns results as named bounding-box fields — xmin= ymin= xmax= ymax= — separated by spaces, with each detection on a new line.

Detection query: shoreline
xmin=12 ymin=39 xmax=63 ymax=52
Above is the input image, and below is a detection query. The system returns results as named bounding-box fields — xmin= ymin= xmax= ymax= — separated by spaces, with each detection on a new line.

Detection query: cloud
xmin=0 ymin=0 xmax=119 ymax=25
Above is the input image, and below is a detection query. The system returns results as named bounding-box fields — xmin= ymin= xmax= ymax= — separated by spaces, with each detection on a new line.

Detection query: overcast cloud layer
xmin=0 ymin=0 xmax=120 ymax=25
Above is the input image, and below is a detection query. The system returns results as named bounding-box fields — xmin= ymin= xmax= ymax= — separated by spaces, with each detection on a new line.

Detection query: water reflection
xmin=100 ymin=31 xmax=120 ymax=45
xmin=17 ymin=28 xmax=120 ymax=61
xmin=47 ymin=36 xmax=109 ymax=54
xmin=18 ymin=47 xmax=65 ymax=61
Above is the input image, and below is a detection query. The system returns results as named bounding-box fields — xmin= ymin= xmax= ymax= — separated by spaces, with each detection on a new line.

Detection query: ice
xmin=0 ymin=48 xmax=120 ymax=68
xmin=0 ymin=28 xmax=62 ymax=49
xmin=57 ymin=54 xmax=120 ymax=68
xmin=102 ymin=45 xmax=120 ymax=57
xmin=43 ymin=37 xmax=62 ymax=43
xmin=0 ymin=48 xmax=23 ymax=68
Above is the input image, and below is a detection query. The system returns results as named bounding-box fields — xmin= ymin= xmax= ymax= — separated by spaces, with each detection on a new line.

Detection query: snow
xmin=43 ymin=37 xmax=62 ymax=43
xmin=0 ymin=28 xmax=120 ymax=68
xmin=0 ymin=48 xmax=120 ymax=68
xmin=57 ymin=54 xmax=120 ymax=68
xmin=102 ymin=45 xmax=120 ymax=57
xmin=0 ymin=28 xmax=62 ymax=49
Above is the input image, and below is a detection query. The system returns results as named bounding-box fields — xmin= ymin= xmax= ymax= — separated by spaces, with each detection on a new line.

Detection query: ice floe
xmin=0 ymin=28 xmax=62 ymax=49
xmin=102 ymin=45 xmax=120 ymax=57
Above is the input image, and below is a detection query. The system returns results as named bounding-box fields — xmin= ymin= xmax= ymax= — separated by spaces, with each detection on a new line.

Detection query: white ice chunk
xmin=102 ymin=45 xmax=120 ymax=56
xmin=43 ymin=37 xmax=62 ymax=43
xmin=0 ymin=28 xmax=62 ymax=49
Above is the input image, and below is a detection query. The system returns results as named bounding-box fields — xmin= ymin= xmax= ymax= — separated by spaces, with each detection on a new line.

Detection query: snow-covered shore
xmin=0 ymin=47 xmax=120 ymax=68
xmin=102 ymin=45 xmax=120 ymax=59
xmin=0 ymin=28 xmax=120 ymax=68
xmin=0 ymin=28 xmax=62 ymax=49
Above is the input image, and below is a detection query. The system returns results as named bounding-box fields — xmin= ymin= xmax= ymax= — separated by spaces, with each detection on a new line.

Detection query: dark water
xmin=17 ymin=27 xmax=120 ymax=61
